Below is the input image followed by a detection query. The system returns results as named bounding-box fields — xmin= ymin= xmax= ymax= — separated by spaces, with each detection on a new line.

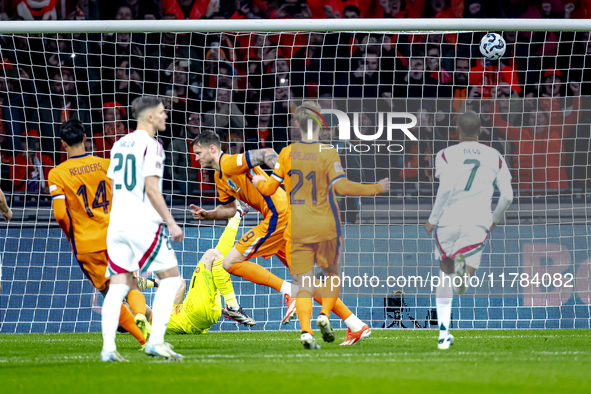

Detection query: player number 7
xmin=463 ymin=159 xmax=480 ymax=191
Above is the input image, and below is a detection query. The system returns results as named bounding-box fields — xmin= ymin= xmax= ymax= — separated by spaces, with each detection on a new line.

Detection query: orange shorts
xmin=235 ymin=213 xmax=288 ymax=263
xmin=76 ymin=250 xmax=109 ymax=291
xmin=287 ymin=237 xmax=342 ymax=275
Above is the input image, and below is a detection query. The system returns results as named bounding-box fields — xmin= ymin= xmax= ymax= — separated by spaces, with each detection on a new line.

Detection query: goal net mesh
xmin=0 ymin=29 xmax=589 ymax=333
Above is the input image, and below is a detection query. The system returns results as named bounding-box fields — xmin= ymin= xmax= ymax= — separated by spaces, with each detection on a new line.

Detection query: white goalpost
xmin=0 ymin=19 xmax=589 ymax=333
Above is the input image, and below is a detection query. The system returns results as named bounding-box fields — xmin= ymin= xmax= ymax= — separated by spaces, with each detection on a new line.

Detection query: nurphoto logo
xmin=306 ymin=109 xmax=419 ymax=153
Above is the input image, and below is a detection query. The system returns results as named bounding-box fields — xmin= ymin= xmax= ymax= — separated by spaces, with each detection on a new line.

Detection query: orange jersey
xmin=274 ymin=142 xmax=345 ymax=244
xmin=48 ymin=154 xmax=111 ymax=254
xmin=214 ymin=152 xmax=288 ymax=219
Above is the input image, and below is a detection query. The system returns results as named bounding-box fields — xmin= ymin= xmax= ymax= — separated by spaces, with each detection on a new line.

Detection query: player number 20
xmin=112 ymin=153 xmax=137 ymax=191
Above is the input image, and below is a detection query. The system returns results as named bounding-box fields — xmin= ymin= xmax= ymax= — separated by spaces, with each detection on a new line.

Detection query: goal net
xmin=0 ymin=20 xmax=590 ymax=333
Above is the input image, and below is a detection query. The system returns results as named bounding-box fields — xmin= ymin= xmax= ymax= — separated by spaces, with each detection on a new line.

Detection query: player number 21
xmin=463 ymin=159 xmax=480 ymax=191
xmin=288 ymin=169 xmax=317 ymax=205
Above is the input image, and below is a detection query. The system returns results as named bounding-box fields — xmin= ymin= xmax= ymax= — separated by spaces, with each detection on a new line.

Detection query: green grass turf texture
xmin=1 ymin=329 xmax=589 ymax=393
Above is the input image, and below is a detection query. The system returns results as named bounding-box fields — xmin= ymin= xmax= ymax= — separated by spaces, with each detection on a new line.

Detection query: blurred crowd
xmin=3 ymin=0 xmax=591 ymax=21
xmin=0 ymin=0 xmax=590 ymax=205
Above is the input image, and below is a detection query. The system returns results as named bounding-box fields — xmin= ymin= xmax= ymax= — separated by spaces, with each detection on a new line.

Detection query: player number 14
xmin=76 ymin=180 xmax=110 ymax=218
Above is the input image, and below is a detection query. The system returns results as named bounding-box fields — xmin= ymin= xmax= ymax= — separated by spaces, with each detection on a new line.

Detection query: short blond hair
xmin=293 ymin=101 xmax=322 ymax=133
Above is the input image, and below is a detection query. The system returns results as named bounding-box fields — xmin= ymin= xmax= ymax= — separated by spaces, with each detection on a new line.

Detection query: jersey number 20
xmin=112 ymin=153 xmax=137 ymax=191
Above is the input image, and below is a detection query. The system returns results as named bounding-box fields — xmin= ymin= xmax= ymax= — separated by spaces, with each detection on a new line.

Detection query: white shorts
xmin=434 ymin=226 xmax=488 ymax=270
xmin=106 ymin=224 xmax=178 ymax=277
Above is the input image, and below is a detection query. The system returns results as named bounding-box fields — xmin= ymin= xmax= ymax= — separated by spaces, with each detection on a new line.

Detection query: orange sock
xmin=119 ymin=304 xmax=146 ymax=345
xmin=319 ymin=275 xmax=340 ymax=317
xmin=296 ymin=290 xmax=313 ymax=334
xmin=227 ymin=261 xmax=283 ymax=292
xmin=313 ymin=285 xmax=352 ymax=320
xmin=127 ymin=289 xmax=146 ymax=316
xmin=314 ymin=297 xmax=353 ymax=321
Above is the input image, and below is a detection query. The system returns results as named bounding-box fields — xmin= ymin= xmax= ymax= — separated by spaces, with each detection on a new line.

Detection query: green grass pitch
xmin=1 ymin=329 xmax=589 ymax=393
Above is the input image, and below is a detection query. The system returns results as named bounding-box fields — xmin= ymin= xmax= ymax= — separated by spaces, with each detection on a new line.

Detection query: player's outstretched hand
xmin=489 ymin=223 xmax=497 ymax=232
xmin=189 ymin=204 xmax=208 ymax=220
xmin=378 ymin=178 xmax=390 ymax=193
xmin=424 ymin=222 xmax=434 ymax=235
xmin=251 ymin=174 xmax=265 ymax=188
xmin=2 ymin=208 xmax=12 ymax=222
xmin=168 ymin=222 xmax=184 ymax=242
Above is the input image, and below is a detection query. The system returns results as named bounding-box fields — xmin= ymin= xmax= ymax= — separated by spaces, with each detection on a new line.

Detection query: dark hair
xmin=457 ymin=110 xmax=481 ymax=136
xmin=192 ymin=129 xmax=222 ymax=149
xmin=116 ymin=5 xmax=133 ymax=16
xmin=60 ymin=119 xmax=86 ymax=146
xmin=343 ymin=5 xmax=360 ymax=15
xmin=131 ymin=96 xmax=161 ymax=120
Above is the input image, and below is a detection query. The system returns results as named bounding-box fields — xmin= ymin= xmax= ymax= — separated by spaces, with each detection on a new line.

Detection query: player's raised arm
xmin=251 ymin=146 xmax=288 ymax=196
xmin=252 ymin=174 xmax=281 ymax=196
xmin=330 ymin=149 xmax=388 ymax=196
xmin=247 ymin=148 xmax=279 ymax=169
xmin=219 ymin=148 xmax=279 ymax=176
xmin=333 ymin=177 xmax=388 ymax=196
xmin=0 ymin=187 xmax=12 ymax=222
xmin=189 ymin=202 xmax=237 ymax=220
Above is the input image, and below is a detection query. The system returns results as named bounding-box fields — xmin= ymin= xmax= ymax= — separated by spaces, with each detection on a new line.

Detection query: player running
xmin=191 ymin=130 xmax=373 ymax=346
xmin=251 ymin=101 xmax=388 ymax=349
xmin=101 ymin=96 xmax=184 ymax=362
xmin=48 ymin=119 xmax=149 ymax=350
xmin=424 ymin=111 xmax=513 ymax=350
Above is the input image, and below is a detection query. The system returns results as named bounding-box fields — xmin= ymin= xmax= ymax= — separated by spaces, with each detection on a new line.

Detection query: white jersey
xmin=429 ymin=141 xmax=512 ymax=228
xmin=107 ymin=130 xmax=165 ymax=233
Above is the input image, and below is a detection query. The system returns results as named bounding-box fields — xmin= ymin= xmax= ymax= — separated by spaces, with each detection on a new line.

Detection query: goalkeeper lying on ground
xmin=129 ymin=201 xmax=255 ymax=334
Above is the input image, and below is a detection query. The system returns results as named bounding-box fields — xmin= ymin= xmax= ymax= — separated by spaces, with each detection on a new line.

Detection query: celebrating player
xmin=251 ymin=101 xmax=388 ymax=349
xmin=190 ymin=131 xmax=295 ymax=322
xmin=101 ymin=96 xmax=184 ymax=362
xmin=47 ymin=119 xmax=149 ymax=349
xmin=191 ymin=130 xmax=373 ymax=346
xmin=0 ymin=186 xmax=12 ymax=293
xmin=424 ymin=111 xmax=513 ymax=349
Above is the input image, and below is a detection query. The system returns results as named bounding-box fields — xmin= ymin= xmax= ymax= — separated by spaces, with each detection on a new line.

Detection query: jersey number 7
xmin=463 ymin=159 xmax=480 ymax=191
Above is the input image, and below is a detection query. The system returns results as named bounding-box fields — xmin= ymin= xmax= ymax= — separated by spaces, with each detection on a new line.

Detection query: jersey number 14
xmin=76 ymin=181 xmax=110 ymax=218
